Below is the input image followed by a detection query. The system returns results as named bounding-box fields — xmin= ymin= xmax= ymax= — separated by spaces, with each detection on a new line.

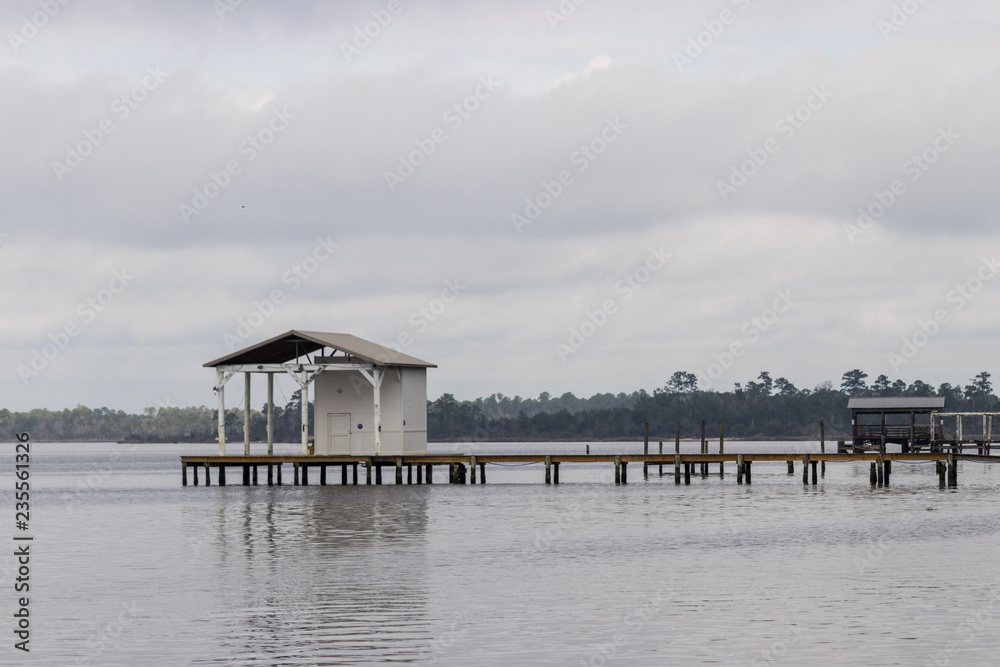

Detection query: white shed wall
xmin=313 ymin=366 xmax=428 ymax=455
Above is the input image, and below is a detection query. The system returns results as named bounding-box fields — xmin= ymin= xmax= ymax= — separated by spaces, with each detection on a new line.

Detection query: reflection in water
xmin=193 ymin=486 xmax=432 ymax=664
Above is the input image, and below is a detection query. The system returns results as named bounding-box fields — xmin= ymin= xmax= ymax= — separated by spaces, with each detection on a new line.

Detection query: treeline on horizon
xmin=3 ymin=370 xmax=996 ymax=443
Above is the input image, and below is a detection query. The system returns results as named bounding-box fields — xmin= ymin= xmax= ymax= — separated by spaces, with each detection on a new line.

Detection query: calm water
xmin=4 ymin=440 xmax=1000 ymax=666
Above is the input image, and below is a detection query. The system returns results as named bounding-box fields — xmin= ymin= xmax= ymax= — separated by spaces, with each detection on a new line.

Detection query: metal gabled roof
xmin=203 ymin=330 xmax=436 ymax=368
xmin=847 ymin=397 xmax=945 ymax=410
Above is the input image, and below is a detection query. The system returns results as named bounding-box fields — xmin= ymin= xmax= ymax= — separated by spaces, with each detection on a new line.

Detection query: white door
xmin=328 ymin=413 xmax=351 ymax=454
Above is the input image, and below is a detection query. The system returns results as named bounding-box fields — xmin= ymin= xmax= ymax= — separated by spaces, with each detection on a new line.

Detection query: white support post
xmin=373 ymin=368 xmax=383 ymax=456
xmin=280 ymin=363 xmax=321 ymax=456
xmin=217 ymin=369 xmax=227 ymax=456
xmin=267 ymin=372 xmax=274 ymax=456
xmin=244 ymin=372 xmax=251 ymax=456
xmin=301 ymin=377 xmax=309 ymax=456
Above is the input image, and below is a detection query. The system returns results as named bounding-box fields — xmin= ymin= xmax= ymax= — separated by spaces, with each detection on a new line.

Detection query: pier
xmin=180 ymin=450 xmax=990 ymax=489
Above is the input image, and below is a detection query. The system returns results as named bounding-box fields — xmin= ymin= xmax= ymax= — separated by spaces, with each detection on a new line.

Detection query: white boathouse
xmin=204 ymin=330 xmax=436 ymax=456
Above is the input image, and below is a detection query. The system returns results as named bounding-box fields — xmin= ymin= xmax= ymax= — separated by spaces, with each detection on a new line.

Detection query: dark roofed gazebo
xmin=848 ymin=397 xmax=945 ymax=452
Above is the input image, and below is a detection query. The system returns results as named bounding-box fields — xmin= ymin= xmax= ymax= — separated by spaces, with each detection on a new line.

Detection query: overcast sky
xmin=2 ymin=0 xmax=999 ymax=412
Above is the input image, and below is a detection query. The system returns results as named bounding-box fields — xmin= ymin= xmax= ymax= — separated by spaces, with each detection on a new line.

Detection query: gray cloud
xmin=2 ymin=0 xmax=999 ymax=410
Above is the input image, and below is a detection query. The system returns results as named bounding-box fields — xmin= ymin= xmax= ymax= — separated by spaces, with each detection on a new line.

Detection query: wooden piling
xmin=205 ymin=464 xmax=212 ymax=486
xmin=553 ymin=462 xmax=560 ymax=484
xmin=470 ymin=456 xmax=477 ymax=484
xmin=545 ymin=456 xmax=552 ymax=484
xmin=876 ymin=454 xmax=884 ymax=485
xmin=480 ymin=463 xmax=486 ymax=484
xmin=193 ymin=464 xmax=199 ymax=486
xmin=243 ymin=465 xmax=250 ymax=486
xmin=675 ymin=422 xmax=681 ymax=455
xmin=621 ymin=461 xmax=628 ymax=484
xmin=267 ymin=464 xmax=273 ymax=486
xmin=643 ymin=423 xmax=649 ymax=478
xmin=884 ymin=460 xmax=891 ymax=484
xmin=820 ymin=420 xmax=826 ymax=477
xmin=614 ymin=456 xmax=621 ymax=484
xmin=787 ymin=461 xmax=794 ymax=474
xmin=803 ymin=455 xmax=810 ymax=485
xmin=870 ymin=462 xmax=877 ymax=485
xmin=659 ymin=441 xmax=664 ymax=476
xmin=365 ymin=462 xmax=371 ymax=485
xmin=253 ymin=465 xmax=258 ymax=486
xmin=719 ymin=421 xmax=725 ymax=477
xmin=674 ymin=454 xmax=681 ymax=484
xmin=737 ymin=454 xmax=744 ymax=484
xmin=182 ymin=463 xmax=187 ymax=486
xmin=214 ymin=464 xmax=220 ymax=486
xmin=302 ymin=464 xmax=309 ymax=486
xmin=277 ymin=463 xmax=282 ymax=486
xmin=745 ymin=461 xmax=752 ymax=485
xmin=937 ymin=460 xmax=946 ymax=487
xmin=417 ymin=464 xmax=423 ymax=484
xmin=375 ymin=464 xmax=382 ymax=485
xmin=352 ymin=462 xmax=358 ymax=485
xmin=342 ymin=464 xmax=348 ymax=485
xmin=811 ymin=460 xmax=818 ymax=485
xmin=948 ymin=454 xmax=957 ymax=487
xmin=396 ymin=458 xmax=403 ymax=485
xmin=426 ymin=463 xmax=433 ymax=484
xmin=320 ymin=465 xmax=326 ymax=486
xmin=684 ymin=462 xmax=691 ymax=485
xmin=407 ymin=464 xmax=412 ymax=485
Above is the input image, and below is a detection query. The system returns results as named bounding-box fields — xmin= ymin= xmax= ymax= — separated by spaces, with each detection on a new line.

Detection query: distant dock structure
xmin=848 ymin=397 xmax=997 ymax=454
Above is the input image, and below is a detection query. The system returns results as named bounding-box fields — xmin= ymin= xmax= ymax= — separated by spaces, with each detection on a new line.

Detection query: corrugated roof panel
xmin=847 ymin=397 xmax=945 ymax=410
xmin=204 ymin=330 xmax=436 ymax=368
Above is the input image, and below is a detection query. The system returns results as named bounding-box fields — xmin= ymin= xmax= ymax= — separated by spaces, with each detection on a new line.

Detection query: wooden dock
xmin=180 ymin=451 xmax=990 ymax=488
